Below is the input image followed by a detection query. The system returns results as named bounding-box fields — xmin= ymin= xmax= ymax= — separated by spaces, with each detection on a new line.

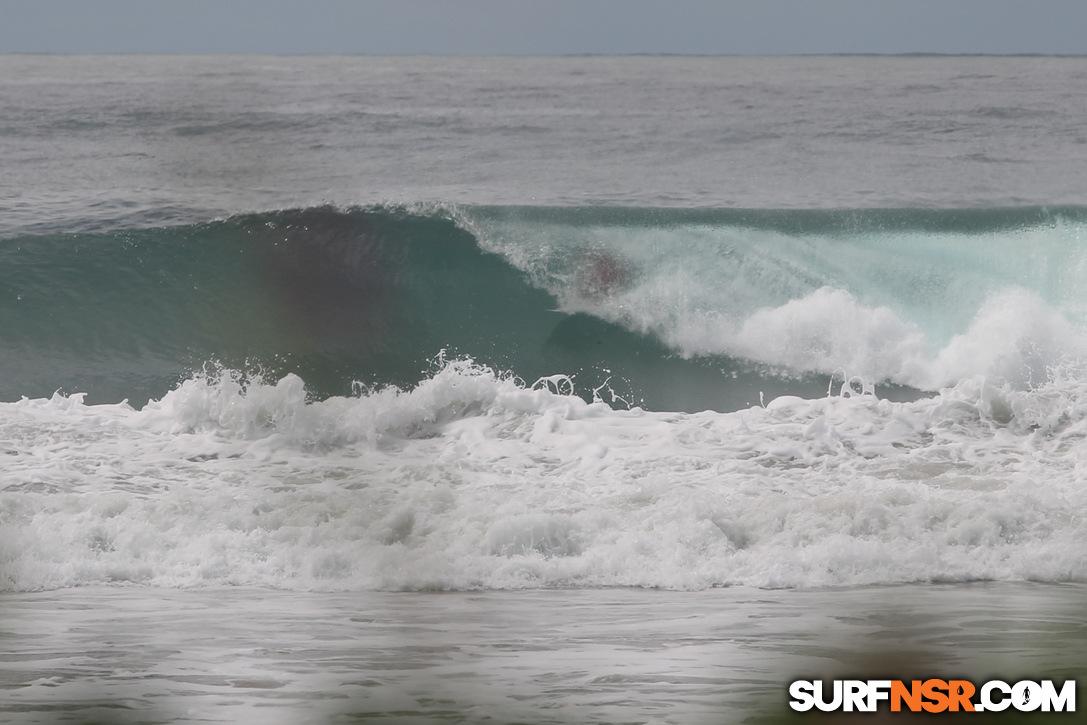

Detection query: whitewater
xmin=7 ymin=357 xmax=1087 ymax=593
xmin=3 ymin=55 xmax=1087 ymax=723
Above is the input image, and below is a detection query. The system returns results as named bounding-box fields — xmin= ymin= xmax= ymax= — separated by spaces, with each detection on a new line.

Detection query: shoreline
xmin=3 ymin=582 xmax=1084 ymax=723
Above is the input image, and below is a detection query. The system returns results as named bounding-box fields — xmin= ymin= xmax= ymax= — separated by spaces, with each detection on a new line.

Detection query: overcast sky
xmin=2 ymin=0 xmax=1086 ymax=56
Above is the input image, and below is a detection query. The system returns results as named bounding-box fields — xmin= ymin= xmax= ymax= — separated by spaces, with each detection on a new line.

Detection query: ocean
xmin=2 ymin=54 xmax=1087 ymax=723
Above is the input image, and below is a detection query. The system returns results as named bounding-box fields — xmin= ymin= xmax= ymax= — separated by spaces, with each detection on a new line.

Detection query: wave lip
xmin=461 ymin=204 xmax=1087 ymax=393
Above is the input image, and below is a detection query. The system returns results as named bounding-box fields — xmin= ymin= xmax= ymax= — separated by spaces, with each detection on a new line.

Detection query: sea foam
xmin=3 ymin=359 xmax=1086 ymax=592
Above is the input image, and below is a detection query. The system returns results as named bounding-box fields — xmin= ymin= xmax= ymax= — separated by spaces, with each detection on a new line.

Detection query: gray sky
xmin=2 ymin=0 xmax=1086 ymax=56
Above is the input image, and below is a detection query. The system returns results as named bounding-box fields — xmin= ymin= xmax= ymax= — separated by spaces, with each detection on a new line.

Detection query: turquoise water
xmin=5 ymin=205 xmax=1087 ymax=410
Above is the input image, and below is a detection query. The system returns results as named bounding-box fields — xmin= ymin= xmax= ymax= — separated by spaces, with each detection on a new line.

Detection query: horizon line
xmin=3 ymin=51 xmax=1086 ymax=58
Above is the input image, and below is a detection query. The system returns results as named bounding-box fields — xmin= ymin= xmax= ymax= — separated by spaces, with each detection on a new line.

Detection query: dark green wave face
xmin=0 ymin=206 xmax=836 ymax=410
xmin=8 ymin=204 xmax=1087 ymax=411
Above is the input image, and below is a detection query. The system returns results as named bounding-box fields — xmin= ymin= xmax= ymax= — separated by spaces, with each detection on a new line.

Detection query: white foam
xmin=665 ymin=286 xmax=1087 ymax=391
xmin=3 ymin=360 xmax=1087 ymax=592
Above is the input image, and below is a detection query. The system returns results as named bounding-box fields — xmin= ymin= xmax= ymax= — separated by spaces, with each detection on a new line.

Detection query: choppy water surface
xmin=3 ymin=55 xmax=1087 ymax=239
